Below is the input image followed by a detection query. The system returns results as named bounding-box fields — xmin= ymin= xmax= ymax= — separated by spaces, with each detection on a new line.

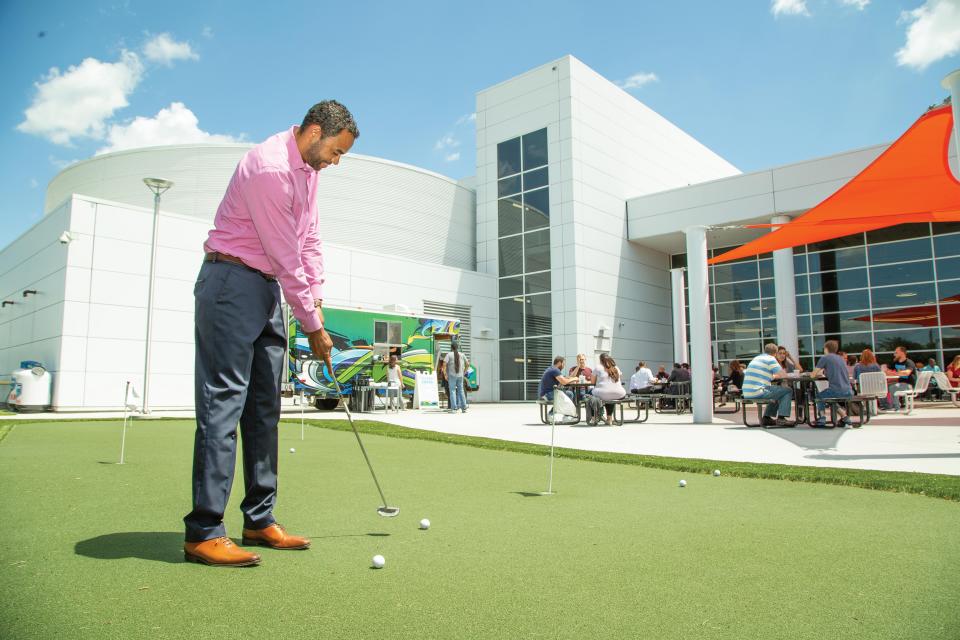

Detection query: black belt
xmin=204 ymin=252 xmax=277 ymax=281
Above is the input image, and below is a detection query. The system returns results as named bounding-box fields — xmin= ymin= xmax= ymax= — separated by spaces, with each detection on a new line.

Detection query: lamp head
xmin=143 ymin=177 xmax=174 ymax=194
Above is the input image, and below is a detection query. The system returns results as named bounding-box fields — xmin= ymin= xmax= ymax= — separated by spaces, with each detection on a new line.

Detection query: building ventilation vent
xmin=423 ymin=300 xmax=472 ymax=357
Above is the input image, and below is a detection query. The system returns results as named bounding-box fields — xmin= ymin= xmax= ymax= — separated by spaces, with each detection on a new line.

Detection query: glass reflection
xmin=524 ymin=188 xmax=549 ymax=231
xmin=524 ymin=230 xmax=551 ymax=273
xmin=498 ymin=197 xmax=522 ymax=237
xmin=499 ymin=340 xmax=524 ymax=380
xmin=498 ymin=235 xmax=523 ymax=277
xmin=497 ymin=138 xmax=521 ymax=178
xmin=499 ymin=298 xmax=523 ymax=339
xmin=868 ymin=237 xmax=932 ymax=265
xmin=525 ymin=294 xmax=552 ymax=337
xmin=870 ymin=261 xmax=934 ymax=287
xmin=522 ymin=128 xmax=548 ymax=170
xmin=871 ymin=283 xmax=938 ymax=309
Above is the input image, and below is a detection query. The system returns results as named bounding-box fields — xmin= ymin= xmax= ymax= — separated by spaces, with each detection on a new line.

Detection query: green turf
xmin=1 ymin=419 xmax=958 ymax=639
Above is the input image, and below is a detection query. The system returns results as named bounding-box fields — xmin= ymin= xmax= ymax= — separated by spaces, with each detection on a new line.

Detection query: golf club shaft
xmin=333 ymin=377 xmax=391 ymax=507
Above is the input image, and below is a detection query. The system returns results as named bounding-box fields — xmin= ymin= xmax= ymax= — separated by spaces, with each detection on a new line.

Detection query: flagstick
xmin=119 ymin=381 xmax=130 ymax=465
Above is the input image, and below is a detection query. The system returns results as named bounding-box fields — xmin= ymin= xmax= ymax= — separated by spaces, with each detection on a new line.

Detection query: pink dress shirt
xmin=204 ymin=127 xmax=325 ymax=333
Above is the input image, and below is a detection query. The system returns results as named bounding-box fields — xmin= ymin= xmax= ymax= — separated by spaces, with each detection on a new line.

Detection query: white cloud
xmin=771 ymin=0 xmax=810 ymax=17
xmin=201 ymin=26 xmax=214 ymax=39
xmin=143 ymin=33 xmax=198 ymax=66
xmin=617 ymin=72 xmax=659 ymax=90
xmin=896 ymin=0 xmax=960 ymax=70
xmin=17 ymin=50 xmax=143 ymax=145
xmin=455 ymin=112 xmax=476 ymax=125
xmin=29 ymin=178 xmax=39 ymax=189
xmin=434 ymin=133 xmax=460 ymax=152
xmin=96 ymin=102 xmax=240 ymax=154
xmin=840 ymin=0 xmax=870 ymax=9
xmin=49 ymin=155 xmax=79 ymax=169
xmin=444 ymin=152 xmax=460 ymax=162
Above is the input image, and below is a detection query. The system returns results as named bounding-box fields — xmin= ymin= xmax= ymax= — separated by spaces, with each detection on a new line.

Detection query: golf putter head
xmin=377 ymin=506 xmax=400 ymax=518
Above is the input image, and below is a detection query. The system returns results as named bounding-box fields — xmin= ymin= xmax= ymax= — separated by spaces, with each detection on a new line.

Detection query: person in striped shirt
xmin=742 ymin=343 xmax=792 ymax=427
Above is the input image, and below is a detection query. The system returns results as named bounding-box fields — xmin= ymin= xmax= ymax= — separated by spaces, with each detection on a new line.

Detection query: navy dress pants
xmin=184 ymin=260 xmax=286 ymax=542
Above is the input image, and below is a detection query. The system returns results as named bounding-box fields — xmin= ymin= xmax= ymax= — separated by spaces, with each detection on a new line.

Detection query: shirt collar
xmin=287 ymin=126 xmax=316 ymax=174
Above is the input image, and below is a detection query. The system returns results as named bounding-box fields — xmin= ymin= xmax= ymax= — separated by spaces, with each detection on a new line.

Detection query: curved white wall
xmin=46 ymin=145 xmax=476 ymax=270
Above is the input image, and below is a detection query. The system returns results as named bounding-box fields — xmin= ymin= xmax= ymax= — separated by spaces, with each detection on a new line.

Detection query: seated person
xmin=853 ymin=348 xmax=889 ymax=410
xmin=586 ymin=353 xmax=626 ymax=426
xmin=812 ymin=340 xmax=853 ymax=428
xmin=538 ymin=356 xmax=576 ymax=403
xmin=921 ymin=358 xmax=942 ymax=400
xmin=725 ymin=360 xmax=744 ymax=392
xmin=629 ymin=361 xmax=655 ymax=394
xmin=567 ymin=353 xmax=593 ymax=401
xmin=742 ymin=344 xmax=792 ymax=427
xmin=887 ymin=346 xmax=917 ymax=411
xmin=654 ymin=366 xmax=669 ymax=383
xmin=947 ymin=355 xmax=960 ymax=389
xmin=666 ymin=362 xmax=691 ymax=396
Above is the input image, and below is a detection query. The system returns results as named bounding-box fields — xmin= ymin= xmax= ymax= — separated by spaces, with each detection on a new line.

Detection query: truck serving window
xmin=374 ymin=321 xmax=402 ymax=346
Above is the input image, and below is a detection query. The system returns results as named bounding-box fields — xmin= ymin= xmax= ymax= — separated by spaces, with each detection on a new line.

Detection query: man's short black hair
xmin=553 ymin=356 xmax=565 ymax=366
xmin=301 ymin=100 xmax=360 ymax=139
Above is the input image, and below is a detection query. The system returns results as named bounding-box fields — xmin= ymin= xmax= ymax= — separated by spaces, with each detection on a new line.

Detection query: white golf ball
xmin=713 ymin=469 xmax=721 ymax=477
xmin=419 ymin=518 xmax=431 ymax=530
xmin=679 ymin=479 xmax=687 ymax=487
xmin=372 ymin=554 xmax=385 ymax=569
xmin=289 ymin=447 xmax=295 ymax=453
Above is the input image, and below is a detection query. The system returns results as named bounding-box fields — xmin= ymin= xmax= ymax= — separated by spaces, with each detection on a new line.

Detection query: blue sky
xmin=2 ymin=0 xmax=959 ymax=249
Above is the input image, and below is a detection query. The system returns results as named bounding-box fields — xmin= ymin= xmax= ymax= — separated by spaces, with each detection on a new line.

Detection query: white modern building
xmin=2 ymin=54 xmax=957 ymax=410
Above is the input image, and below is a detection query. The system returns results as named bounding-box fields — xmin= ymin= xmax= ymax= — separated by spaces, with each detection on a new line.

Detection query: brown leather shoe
xmin=241 ymin=523 xmax=311 ymax=550
xmin=184 ymin=536 xmax=261 ymax=567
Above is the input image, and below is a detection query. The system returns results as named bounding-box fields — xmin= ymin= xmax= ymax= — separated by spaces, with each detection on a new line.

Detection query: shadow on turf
xmin=511 ymin=491 xmax=547 ymax=497
xmin=75 ymin=532 xmax=184 ymax=563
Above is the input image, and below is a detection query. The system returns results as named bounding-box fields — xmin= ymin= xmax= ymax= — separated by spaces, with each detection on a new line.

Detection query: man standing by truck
xmin=183 ymin=101 xmax=359 ymax=567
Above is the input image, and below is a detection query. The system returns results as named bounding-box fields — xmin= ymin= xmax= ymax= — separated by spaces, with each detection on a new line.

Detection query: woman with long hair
xmin=947 ymin=354 xmax=960 ymax=389
xmin=853 ymin=348 xmax=889 ymax=410
xmin=587 ymin=353 xmax=626 ymax=425
xmin=726 ymin=359 xmax=744 ymax=391
xmin=444 ymin=341 xmax=469 ymax=413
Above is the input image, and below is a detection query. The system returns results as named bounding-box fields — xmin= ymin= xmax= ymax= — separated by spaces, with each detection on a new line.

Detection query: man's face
xmin=895 ymin=349 xmax=905 ymax=361
xmin=577 ymin=355 xmax=585 ymax=366
xmin=303 ymin=127 xmax=355 ymax=171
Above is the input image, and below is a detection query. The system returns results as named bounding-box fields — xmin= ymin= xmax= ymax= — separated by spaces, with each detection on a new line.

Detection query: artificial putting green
xmin=0 ymin=419 xmax=958 ymax=640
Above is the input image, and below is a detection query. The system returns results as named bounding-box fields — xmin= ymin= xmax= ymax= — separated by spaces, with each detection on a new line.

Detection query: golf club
xmin=331 ymin=373 xmax=400 ymax=517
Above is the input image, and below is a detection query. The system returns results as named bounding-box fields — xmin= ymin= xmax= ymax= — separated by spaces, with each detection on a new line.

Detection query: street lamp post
xmin=141 ymin=178 xmax=174 ymax=414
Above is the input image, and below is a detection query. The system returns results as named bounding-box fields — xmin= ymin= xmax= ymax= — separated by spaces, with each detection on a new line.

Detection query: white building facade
xmin=2 ymin=54 xmax=956 ymax=410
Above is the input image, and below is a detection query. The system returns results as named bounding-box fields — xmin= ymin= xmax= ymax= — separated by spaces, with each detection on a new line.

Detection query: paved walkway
xmin=5 ymin=401 xmax=959 ymax=475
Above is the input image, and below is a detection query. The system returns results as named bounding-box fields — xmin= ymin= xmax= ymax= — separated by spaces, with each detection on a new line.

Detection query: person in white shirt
xmin=385 ymin=354 xmax=403 ymax=410
xmin=629 ymin=361 xmax=655 ymax=394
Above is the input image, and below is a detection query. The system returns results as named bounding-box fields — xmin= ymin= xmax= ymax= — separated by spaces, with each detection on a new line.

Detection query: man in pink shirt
xmin=183 ymin=101 xmax=358 ymax=567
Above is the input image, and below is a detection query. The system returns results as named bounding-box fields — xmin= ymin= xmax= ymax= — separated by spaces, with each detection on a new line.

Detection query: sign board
xmin=413 ymin=372 xmax=439 ymax=410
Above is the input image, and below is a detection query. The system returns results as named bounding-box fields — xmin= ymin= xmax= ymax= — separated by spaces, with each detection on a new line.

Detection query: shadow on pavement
xmin=75 ymin=532 xmax=184 ymax=563
xmin=727 ymin=425 xmax=849 ymax=451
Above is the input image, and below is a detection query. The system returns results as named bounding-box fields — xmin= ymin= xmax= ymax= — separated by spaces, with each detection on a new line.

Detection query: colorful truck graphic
xmin=287 ymin=306 xmax=478 ymax=410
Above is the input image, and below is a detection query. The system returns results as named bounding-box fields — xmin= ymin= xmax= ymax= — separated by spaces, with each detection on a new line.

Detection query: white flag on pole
xmin=125 ymin=382 xmax=141 ymax=412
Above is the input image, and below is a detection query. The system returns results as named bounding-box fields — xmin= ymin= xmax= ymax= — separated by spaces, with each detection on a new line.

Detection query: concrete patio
xmin=6 ymin=399 xmax=958 ymax=476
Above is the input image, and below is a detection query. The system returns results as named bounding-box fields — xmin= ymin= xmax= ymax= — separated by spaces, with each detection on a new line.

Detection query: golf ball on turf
xmin=713 ymin=469 xmax=721 ymax=477
xmin=372 ymin=554 xmax=385 ymax=569
xmin=419 ymin=518 xmax=430 ymax=530
xmin=679 ymin=479 xmax=687 ymax=487
xmin=289 ymin=448 xmax=295 ymax=453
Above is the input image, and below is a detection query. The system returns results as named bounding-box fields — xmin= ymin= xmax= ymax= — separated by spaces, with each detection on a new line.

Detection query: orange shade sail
xmin=710 ymin=104 xmax=960 ymax=264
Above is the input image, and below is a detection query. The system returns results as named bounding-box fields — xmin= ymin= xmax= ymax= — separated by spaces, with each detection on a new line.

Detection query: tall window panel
xmin=497 ymin=128 xmax=551 ymax=401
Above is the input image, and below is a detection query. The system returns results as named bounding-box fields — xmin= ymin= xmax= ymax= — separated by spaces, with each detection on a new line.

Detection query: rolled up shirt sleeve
xmin=301 ymin=210 xmax=325 ymax=302
xmin=241 ymin=170 xmax=323 ymax=333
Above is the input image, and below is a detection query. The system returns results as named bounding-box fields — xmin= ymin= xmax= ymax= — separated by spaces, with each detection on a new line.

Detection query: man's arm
xmin=301 ymin=208 xmax=325 ymax=306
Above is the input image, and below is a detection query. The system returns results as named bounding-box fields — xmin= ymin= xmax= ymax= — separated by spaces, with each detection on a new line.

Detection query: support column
xmin=772 ymin=215 xmax=798 ymax=359
xmin=670 ymin=268 xmax=688 ymax=364
xmin=942 ymin=69 xmax=960 ymax=181
xmin=685 ymin=226 xmax=713 ymax=424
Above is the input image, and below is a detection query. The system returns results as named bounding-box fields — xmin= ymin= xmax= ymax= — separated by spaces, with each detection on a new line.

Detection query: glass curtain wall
xmin=497 ymin=128 xmax=551 ymax=401
xmin=672 ymin=222 xmax=960 ymax=372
